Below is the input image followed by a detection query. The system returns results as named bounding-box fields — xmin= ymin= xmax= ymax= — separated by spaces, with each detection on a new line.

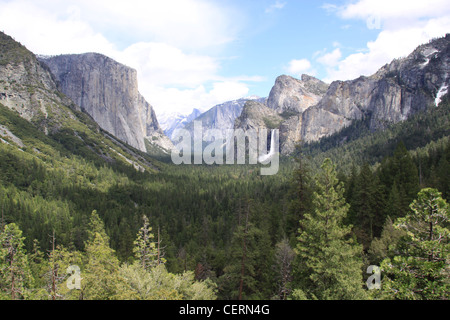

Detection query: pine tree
xmin=81 ymin=210 xmax=120 ymax=300
xmin=133 ymin=215 xmax=158 ymax=271
xmin=351 ymin=163 xmax=386 ymax=248
xmin=379 ymin=188 xmax=450 ymax=299
xmin=0 ymin=223 xmax=33 ymax=299
xmin=219 ymin=198 xmax=269 ymax=300
xmin=294 ymin=158 xmax=367 ymax=300
xmin=287 ymin=144 xmax=313 ymax=240
xmin=437 ymin=156 xmax=450 ymax=200
xmin=380 ymin=142 xmax=420 ymax=219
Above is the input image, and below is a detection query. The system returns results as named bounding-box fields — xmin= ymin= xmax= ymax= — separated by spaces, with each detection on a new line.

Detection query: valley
xmin=0 ymin=30 xmax=449 ymax=301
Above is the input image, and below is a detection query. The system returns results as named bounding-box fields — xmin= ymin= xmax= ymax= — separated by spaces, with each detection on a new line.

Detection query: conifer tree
xmin=81 ymin=210 xmax=120 ymax=300
xmin=294 ymin=158 xmax=367 ymax=300
xmin=351 ymin=163 xmax=386 ymax=248
xmin=380 ymin=142 xmax=420 ymax=219
xmin=220 ymin=198 xmax=270 ymax=300
xmin=379 ymin=188 xmax=450 ymax=299
xmin=288 ymin=144 xmax=313 ymax=240
xmin=133 ymin=215 xmax=158 ymax=270
xmin=0 ymin=223 xmax=33 ymax=299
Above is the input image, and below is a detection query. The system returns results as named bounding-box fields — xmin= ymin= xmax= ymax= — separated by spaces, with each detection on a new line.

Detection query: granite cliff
xmin=0 ymin=31 xmax=158 ymax=172
xmin=180 ymin=96 xmax=266 ymax=146
xmin=38 ymin=53 xmax=173 ymax=154
xmin=235 ymin=34 xmax=450 ymax=155
xmin=301 ymin=35 xmax=450 ymax=144
xmin=0 ymin=32 xmax=76 ymax=134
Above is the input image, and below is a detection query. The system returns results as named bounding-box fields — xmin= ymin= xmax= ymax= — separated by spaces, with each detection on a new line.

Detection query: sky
xmin=1 ymin=0 xmax=449 ymax=117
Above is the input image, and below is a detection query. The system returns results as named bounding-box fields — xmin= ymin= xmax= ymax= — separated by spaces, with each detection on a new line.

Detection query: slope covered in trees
xmin=0 ymin=97 xmax=449 ymax=299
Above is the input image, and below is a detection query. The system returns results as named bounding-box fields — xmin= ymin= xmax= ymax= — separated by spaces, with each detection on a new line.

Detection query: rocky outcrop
xmin=39 ymin=53 xmax=174 ymax=153
xmin=0 ymin=31 xmax=159 ymax=171
xmin=237 ymin=35 xmax=450 ymax=155
xmin=182 ymin=96 xmax=266 ymax=140
xmin=234 ymin=100 xmax=283 ymax=131
xmin=0 ymin=32 xmax=77 ymax=134
xmin=267 ymin=74 xmax=329 ymax=114
xmin=301 ymin=35 xmax=449 ymax=143
xmin=159 ymin=108 xmax=203 ymax=141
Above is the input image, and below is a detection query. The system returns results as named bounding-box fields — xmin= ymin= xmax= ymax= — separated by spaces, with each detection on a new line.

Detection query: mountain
xmin=235 ymin=100 xmax=283 ymax=131
xmin=181 ymin=96 xmax=267 ymax=141
xmin=0 ymin=31 xmax=159 ymax=172
xmin=236 ymin=34 xmax=450 ymax=155
xmin=267 ymin=74 xmax=329 ymax=114
xmin=38 ymin=53 xmax=174 ymax=155
xmin=159 ymin=108 xmax=203 ymax=140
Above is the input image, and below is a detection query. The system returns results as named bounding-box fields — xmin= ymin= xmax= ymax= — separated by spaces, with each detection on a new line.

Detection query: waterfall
xmin=258 ymin=129 xmax=278 ymax=164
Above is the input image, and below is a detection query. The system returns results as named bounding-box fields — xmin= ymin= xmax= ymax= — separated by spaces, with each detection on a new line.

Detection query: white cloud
xmin=286 ymin=59 xmax=316 ymax=77
xmin=79 ymin=0 xmax=242 ymax=50
xmin=320 ymin=0 xmax=450 ymax=82
xmin=338 ymin=0 xmax=450 ymax=22
xmin=147 ymin=82 xmax=250 ymax=117
xmin=265 ymin=1 xmax=287 ymax=13
xmin=316 ymin=48 xmax=342 ymax=67
xmin=0 ymin=0 xmax=257 ymax=116
xmin=118 ymin=42 xmax=219 ymax=88
xmin=0 ymin=0 xmax=116 ymax=55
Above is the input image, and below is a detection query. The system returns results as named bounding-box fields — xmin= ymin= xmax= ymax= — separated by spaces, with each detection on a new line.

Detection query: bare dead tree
xmin=273 ymin=238 xmax=295 ymax=300
xmin=45 ymin=230 xmax=65 ymax=300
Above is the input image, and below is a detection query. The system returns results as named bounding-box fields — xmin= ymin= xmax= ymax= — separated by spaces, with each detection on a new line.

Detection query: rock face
xmin=182 ymin=96 xmax=267 ymax=140
xmin=301 ymin=35 xmax=450 ymax=143
xmin=236 ymin=34 xmax=450 ymax=155
xmin=0 ymin=32 xmax=79 ymax=134
xmin=267 ymin=74 xmax=329 ymax=114
xmin=235 ymin=100 xmax=283 ymax=131
xmin=159 ymin=108 xmax=203 ymax=141
xmin=39 ymin=53 xmax=173 ymax=153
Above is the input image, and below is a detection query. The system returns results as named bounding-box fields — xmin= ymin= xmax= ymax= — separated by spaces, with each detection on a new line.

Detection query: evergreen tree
xmin=379 ymin=142 xmax=420 ymax=219
xmin=379 ymin=188 xmax=450 ymax=299
xmin=219 ymin=198 xmax=272 ymax=300
xmin=294 ymin=158 xmax=367 ymax=300
xmin=436 ymin=156 xmax=450 ymax=200
xmin=0 ymin=223 xmax=33 ymax=299
xmin=287 ymin=145 xmax=313 ymax=241
xmin=81 ymin=210 xmax=120 ymax=300
xmin=368 ymin=217 xmax=407 ymax=266
xmin=133 ymin=215 xmax=158 ymax=271
xmin=351 ymin=163 xmax=386 ymax=248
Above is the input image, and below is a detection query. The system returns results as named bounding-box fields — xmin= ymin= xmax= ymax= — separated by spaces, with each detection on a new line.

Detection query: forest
xmin=0 ymin=95 xmax=449 ymax=300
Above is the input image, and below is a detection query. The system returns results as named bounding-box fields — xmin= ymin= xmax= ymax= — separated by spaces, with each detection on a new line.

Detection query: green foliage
xmin=219 ymin=198 xmax=274 ymax=300
xmin=263 ymin=116 xmax=282 ymax=129
xmin=0 ymin=65 xmax=449 ymax=299
xmin=294 ymin=159 xmax=367 ymax=300
xmin=0 ymin=32 xmax=34 ymax=66
xmin=133 ymin=215 xmax=158 ymax=270
xmin=378 ymin=188 xmax=450 ymax=300
xmin=0 ymin=223 xmax=33 ymax=299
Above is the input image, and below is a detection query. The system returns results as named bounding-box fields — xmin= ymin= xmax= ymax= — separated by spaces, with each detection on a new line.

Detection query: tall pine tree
xmin=81 ymin=210 xmax=120 ymax=300
xmin=294 ymin=158 xmax=367 ymax=300
xmin=379 ymin=188 xmax=450 ymax=300
xmin=0 ymin=223 xmax=33 ymax=299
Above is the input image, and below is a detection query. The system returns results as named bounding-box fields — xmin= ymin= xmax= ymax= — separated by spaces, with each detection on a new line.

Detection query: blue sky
xmin=1 ymin=0 xmax=449 ymax=116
